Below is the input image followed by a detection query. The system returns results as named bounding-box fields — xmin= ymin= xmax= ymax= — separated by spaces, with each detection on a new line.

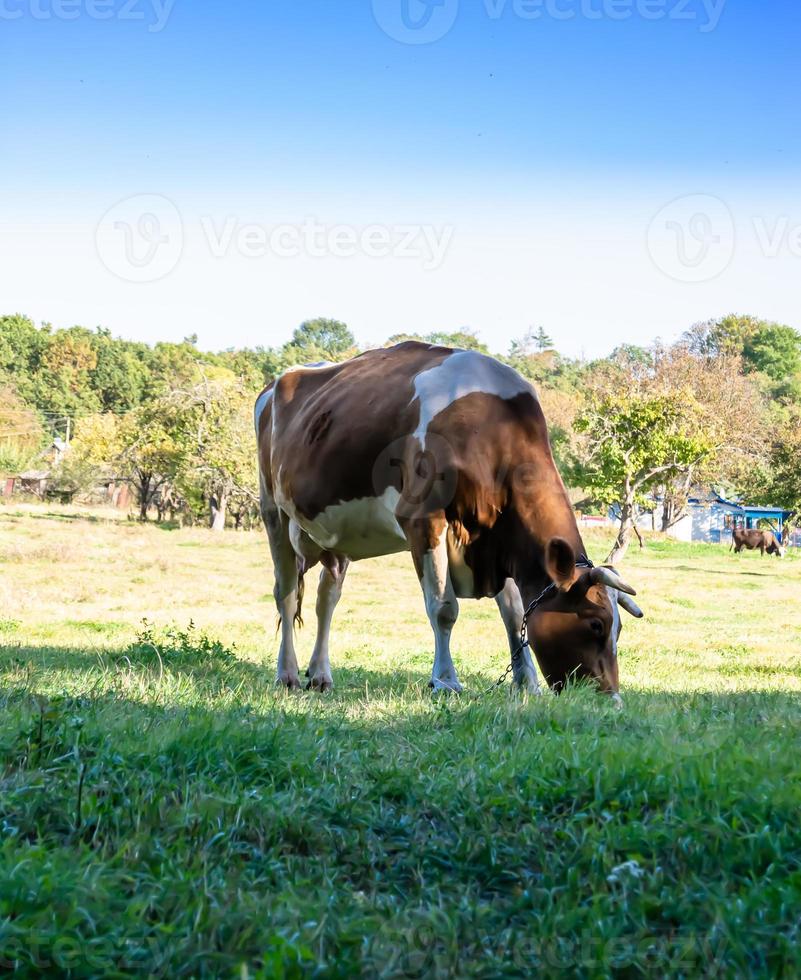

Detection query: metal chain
xmin=479 ymin=554 xmax=594 ymax=698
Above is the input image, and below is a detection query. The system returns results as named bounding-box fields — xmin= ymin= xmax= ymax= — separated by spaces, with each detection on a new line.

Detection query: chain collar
xmin=483 ymin=554 xmax=594 ymax=695
xmin=519 ymin=553 xmax=594 ymax=646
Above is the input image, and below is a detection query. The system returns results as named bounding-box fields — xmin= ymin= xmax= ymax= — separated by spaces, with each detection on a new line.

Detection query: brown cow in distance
xmin=731 ymin=528 xmax=785 ymax=557
xmin=255 ymin=341 xmax=643 ymax=701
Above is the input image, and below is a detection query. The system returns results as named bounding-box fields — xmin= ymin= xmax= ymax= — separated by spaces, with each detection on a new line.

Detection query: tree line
xmin=1 ymin=311 xmax=800 ymax=560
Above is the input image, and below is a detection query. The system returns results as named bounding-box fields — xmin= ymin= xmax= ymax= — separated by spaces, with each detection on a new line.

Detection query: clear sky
xmin=1 ymin=0 xmax=799 ymax=357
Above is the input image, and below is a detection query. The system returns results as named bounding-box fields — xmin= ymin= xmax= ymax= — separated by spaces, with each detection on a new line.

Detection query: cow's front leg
xmin=495 ymin=578 xmax=541 ymax=694
xmin=407 ymin=515 xmax=462 ymax=694
xmin=306 ymin=558 xmax=349 ymax=692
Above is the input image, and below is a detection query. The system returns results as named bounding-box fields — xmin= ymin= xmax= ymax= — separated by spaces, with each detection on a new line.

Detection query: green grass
xmin=1 ymin=503 xmax=801 ymax=976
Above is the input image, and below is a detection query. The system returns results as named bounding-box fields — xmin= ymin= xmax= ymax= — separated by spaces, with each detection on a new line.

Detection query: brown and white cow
xmin=731 ymin=528 xmax=785 ymax=557
xmin=255 ymin=342 xmax=643 ymax=699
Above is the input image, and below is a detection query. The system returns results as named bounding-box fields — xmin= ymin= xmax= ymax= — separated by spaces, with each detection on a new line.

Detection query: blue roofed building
xmin=633 ymin=492 xmax=793 ymax=546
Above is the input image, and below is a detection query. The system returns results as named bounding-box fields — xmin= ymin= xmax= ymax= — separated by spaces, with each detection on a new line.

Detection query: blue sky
xmin=2 ymin=0 xmax=799 ymax=356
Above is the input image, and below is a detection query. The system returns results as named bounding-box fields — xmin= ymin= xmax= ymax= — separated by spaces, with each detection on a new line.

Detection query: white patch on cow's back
xmin=254 ymin=387 xmax=273 ymax=433
xmin=411 ymin=350 xmax=535 ymax=442
xmin=277 ymin=487 xmax=409 ymax=561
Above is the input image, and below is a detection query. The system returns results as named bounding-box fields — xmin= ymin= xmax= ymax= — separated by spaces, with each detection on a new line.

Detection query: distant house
xmin=577 ymin=513 xmax=615 ymax=530
xmin=44 ymin=437 xmax=68 ymax=466
xmin=1 ymin=438 xmax=69 ymax=499
xmin=635 ymin=492 xmax=793 ymax=546
xmin=16 ymin=469 xmax=50 ymax=498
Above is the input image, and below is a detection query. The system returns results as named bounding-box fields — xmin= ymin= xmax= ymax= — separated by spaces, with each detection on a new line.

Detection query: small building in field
xmin=17 ymin=469 xmax=50 ymax=498
xmin=638 ymin=493 xmax=793 ymax=546
xmin=1 ymin=439 xmax=70 ymax=500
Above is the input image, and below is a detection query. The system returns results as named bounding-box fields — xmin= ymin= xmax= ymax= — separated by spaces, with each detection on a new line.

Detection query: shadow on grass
xmin=672 ymin=563 xmax=777 ymax=578
xmin=2 ymin=640 xmax=801 ymax=979
xmin=0 ymin=642 xmax=432 ymax=703
xmin=0 ymin=509 xmax=115 ymax=525
xmin=3 ymin=642 xmax=801 ymax=717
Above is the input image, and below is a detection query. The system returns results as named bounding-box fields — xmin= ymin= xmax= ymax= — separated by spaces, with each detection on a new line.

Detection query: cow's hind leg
xmin=261 ymin=498 xmax=302 ymax=689
xmin=406 ymin=516 xmax=462 ymax=694
xmin=306 ymin=557 xmax=349 ymax=692
xmin=495 ymin=578 xmax=541 ymax=694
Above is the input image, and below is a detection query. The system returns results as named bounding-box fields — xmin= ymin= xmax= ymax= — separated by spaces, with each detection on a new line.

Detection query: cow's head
xmin=526 ymin=537 xmax=643 ymax=703
xmin=769 ymin=539 xmax=786 ymax=558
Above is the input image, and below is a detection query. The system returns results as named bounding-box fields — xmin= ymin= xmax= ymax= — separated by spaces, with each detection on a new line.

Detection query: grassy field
xmin=1 ymin=503 xmax=801 ymax=976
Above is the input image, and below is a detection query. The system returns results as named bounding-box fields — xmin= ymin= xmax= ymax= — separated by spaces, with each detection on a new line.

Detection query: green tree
xmin=533 ymin=326 xmax=554 ymax=351
xmin=0 ymin=382 xmax=45 ymax=475
xmin=90 ymin=330 xmax=149 ymax=413
xmin=0 ymin=314 xmax=48 ymax=404
xmin=118 ymin=398 xmax=189 ymax=521
xmin=743 ymin=410 xmax=801 ymax=541
xmin=426 ymin=329 xmax=489 ymax=353
xmin=31 ymin=327 xmax=102 ymax=419
xmin=648 ymin=344 xmax=767 ymax=531
xmin=384 ymin=329 xmax=489 ymax=354
xmin=385 ymin=332 xmax=425 ymax=346
xmin=609 ymin=344 xmax=654 ymax=370
xmin=143 ymin=340 xmax=205 ymax=397
xmin=571 ymin=390 xmax=714 ymax=562
xmin=742 ymin=323 xmax=801 ymax=387
xmin=49 ymin=413 xmax=123 ymax=500
xmin=207 ymin=348 xmax=275 ymax=390
xmin=171 ymin=379 xmax=257 ymax=530
xmin=684 ymin=314 xmax=765 ymax=357
xmin=0 ymin=313 xmax=45 ymax=367
xmin=508 ymin=329 xmax=539 ymax=360
xmin=285 ymin=318 xmax=356 ymax=362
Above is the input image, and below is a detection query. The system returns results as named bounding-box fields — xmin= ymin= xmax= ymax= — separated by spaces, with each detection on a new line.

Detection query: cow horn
xmin=617 ymin=593 xmax=644 ymax=618
xmin=589 ymin=566 xmax=637 ymax=596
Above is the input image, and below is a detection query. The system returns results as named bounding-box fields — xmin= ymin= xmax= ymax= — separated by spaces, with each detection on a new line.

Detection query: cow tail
xmin=294 ymin=560 xmax=305 ymax=629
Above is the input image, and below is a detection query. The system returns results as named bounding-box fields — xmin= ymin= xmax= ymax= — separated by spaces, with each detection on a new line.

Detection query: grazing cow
xmin=255 ymin=342 xmax=643 ymax=699
xmin=731 ymin=528 xmax=785 ymax=557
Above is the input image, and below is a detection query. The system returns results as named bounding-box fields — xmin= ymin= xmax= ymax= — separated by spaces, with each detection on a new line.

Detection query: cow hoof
xmin=306 ymin=675 xmax=333 ymax=693
xmin=514 ymin=682 xmax=543 ymax=697
xmin=276 ymin=674 xmax=301 ymax=691
xmin=429 ymin=678 xmax=463 ymax=695
xmin=513 ymin=671 xmax=542 ymax=695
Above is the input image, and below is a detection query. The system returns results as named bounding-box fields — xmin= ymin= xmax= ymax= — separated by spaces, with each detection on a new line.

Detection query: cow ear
xmin=544 ymin=537 xmax=576 ymax=591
